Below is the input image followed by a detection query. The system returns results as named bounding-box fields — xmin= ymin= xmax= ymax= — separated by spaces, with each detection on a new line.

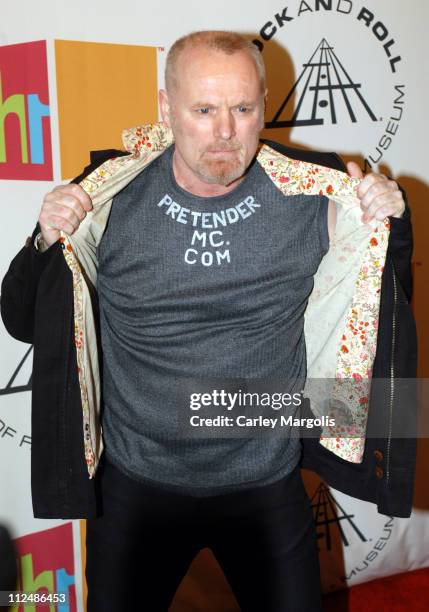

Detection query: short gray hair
xmin=165 ymin=30 xmax=266 ymax=94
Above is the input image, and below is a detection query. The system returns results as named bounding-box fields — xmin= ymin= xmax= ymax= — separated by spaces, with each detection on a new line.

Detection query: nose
xmin=214 ymin=109 xmax=236 ymax=141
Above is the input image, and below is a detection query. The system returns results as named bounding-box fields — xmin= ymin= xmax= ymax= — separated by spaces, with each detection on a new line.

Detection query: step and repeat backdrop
xmin=1 ymin=1 xmax=428 ymax=610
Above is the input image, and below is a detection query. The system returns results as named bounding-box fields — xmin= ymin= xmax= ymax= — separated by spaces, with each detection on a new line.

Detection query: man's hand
xmin=38 ymin=184 xmax=93 ymax=248
xmin=346 ymin=161 xmax=405 ymax=223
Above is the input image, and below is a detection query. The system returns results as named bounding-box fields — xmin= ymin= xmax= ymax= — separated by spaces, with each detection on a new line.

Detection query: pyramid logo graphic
xmin=311 ymin=483 xmax=367 ymax=551
xmin=0 ymin=345 xmax=32 ymax=396
xmin=266 ymin=39 xmax=378 ymax=129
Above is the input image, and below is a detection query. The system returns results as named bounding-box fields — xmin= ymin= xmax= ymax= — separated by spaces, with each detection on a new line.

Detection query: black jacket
xmin=0 ymin=140 xmax=417 ymax=519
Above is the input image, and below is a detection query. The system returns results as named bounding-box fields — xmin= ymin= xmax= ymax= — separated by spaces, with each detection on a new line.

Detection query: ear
xmin=159 ymin=89 xmax=172 ymax=127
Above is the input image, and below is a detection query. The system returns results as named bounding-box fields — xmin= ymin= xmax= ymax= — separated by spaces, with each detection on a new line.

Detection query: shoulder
xmin=260 ymin=139 xmax=346 ymax=173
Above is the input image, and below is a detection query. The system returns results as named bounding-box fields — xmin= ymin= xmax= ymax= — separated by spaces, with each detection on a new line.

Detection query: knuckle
xmin=70 ymin=183 xmax=90 ymax=205
xmin=53 ymin=216 xmax=64 ymax=230
xmin=57 ymin=205 xmax=72 ymax=221
xmin=65 ymin=207 xmax=76 ymax=221
xmin=52 ymin=184 xmax=64 ymax=193
xmin=43 ymin=191 xmax=56 ymax=205
xmin=365 ymin=184 xmax=377 ymax=198
xmin=372 ymin=185 xmax=387 ymax=200
xmin=71 ymin=199 xmax=85 ymax=215
xmin=366 ymin=173 xmax=379 ymax=186
xmin=56 ymin=217 xmax=72 ymax=233
xmin=40 ymin=209 xmax=55 ymax=224
xmin=69 ymin=183 xmax=82 ymax=196
xmin=63 ymin=194 xmax=78 ymax=208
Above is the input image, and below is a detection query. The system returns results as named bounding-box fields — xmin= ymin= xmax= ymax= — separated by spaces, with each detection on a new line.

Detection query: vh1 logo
xmin=0 ymin=40 xmax=52 ymax=180
xmin=12 ymin=522 xmax=77 ymax=611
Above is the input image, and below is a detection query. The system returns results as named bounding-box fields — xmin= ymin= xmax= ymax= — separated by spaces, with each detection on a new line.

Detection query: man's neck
xmin=172 ymin=150 xmax=246 ymax=197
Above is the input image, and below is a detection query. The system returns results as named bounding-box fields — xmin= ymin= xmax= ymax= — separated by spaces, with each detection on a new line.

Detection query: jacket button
xmin=374 ymin=449 xmax=384 ymax=461
xmin=375 ymin=466 xmax=384 ymax=479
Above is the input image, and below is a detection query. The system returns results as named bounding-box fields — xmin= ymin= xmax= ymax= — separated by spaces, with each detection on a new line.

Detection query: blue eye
xmin=198 ymin=108 xmax=210 ymax=114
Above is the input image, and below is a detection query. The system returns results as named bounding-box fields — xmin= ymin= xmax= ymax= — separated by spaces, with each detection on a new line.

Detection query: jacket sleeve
xmin=385 ymin=194 xmax=413 ymax=302
xmin=0 ymin=232 xmax=62 ymax=343
xmin=0 ymin=149 xmax=128 ymax=344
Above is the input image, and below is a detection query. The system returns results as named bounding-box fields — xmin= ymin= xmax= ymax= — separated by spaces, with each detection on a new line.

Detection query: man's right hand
xmin=38 ymin=184 xmax=93 ymax=248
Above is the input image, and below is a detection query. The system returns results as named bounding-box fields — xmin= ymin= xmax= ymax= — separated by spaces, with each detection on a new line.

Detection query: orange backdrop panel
xmin=55 ymin=39 xmax=158 ymax=179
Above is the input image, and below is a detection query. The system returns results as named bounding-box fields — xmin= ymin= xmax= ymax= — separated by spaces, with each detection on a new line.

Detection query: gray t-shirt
xmin=97 ymin=144 xmax=329 ymax=495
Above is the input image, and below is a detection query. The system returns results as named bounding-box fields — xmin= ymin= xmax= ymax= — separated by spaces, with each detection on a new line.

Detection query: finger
xmin=362 ymin=191 xmax=404 ymax=222
xmin=359 ymin=178 xmax=396 ymax=210
xmin=52 ymin=204 xmax=85 ymax=228
xmin=356 ymin=172 xmax=388 ymax=201
xmin=346 ymin=161 xmax=364 ymax=180
xmin=46 ymin=214 xmax=79 ymax=235
xmin=40 ymin=202 xmax=86 ymax=229
xmin=52 ymin=184 xmax=93 ymax=212
xmin=61 ymin=196 xmax=89 ymax=221
xmin=67 ymin=183 xmax=93 ymax=212
xmin=46 ymin=193 xmax=89 ymax=222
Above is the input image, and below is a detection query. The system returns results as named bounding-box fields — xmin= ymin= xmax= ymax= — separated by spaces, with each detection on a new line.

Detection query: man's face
xmin=159 ymin=47 xmax=266 ymax=188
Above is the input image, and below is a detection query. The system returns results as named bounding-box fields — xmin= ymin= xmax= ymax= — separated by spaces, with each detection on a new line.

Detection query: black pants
xmin=86 ymin=458 xmax=322 ymax=612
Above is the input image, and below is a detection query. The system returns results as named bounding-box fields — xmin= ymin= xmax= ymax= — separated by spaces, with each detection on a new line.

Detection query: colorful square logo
xmin=0 ymin=40 xmax=52 ymax=181
xmin=13 ymin=523 xmax=76 ymax=611
xmin=55 ymin=40 xmax=158 ymax=179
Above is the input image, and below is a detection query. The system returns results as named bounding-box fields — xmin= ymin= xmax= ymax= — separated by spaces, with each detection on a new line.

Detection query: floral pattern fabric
xmin=258 ymin=145 xmax=390 ymax=461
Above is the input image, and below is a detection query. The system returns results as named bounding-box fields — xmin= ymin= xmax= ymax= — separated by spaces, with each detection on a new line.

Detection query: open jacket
xmin=1 ymin=123 xmax=417 ymax=519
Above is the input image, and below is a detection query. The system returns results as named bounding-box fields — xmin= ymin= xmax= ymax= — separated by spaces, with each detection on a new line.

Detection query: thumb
xmin=346 ymin=161 xmax=364 ymax=179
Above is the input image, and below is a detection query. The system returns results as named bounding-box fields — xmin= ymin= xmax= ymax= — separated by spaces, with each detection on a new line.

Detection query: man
xmin=1 ymin=31 xmax=415 ymax=611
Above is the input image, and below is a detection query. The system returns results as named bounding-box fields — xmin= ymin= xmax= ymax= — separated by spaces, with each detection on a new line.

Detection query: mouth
xmin=205 ymin=148 xmax=241 ymax=156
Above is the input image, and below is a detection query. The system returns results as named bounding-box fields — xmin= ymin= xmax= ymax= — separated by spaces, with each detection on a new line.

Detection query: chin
xmin=197 ymin=160 xmax=246 ymax=186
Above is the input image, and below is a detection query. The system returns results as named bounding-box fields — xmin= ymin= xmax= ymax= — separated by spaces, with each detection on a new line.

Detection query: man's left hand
xmin=347 ymin=161 xmax=405 ymax=223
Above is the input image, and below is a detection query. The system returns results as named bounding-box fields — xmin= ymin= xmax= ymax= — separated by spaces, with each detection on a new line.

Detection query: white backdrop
xmin=1 ymin=1 xmax=428 ymax=610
